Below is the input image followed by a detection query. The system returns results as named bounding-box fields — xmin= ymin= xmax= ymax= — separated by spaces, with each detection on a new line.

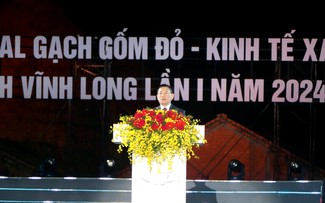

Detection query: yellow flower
xmin=110 ymin=107 xmax=207 ymax=171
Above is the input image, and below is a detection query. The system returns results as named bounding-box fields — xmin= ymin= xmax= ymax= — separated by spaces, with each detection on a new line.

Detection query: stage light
xmin=288 ymin=161 xmax=304 ymax=180
xmin=100 ymin=159 xmax=116 ymax=177
xmin=40 ymin=157 xmax=56 ymax=177
xmin=228 ymin=159 xmax=245 ymax=180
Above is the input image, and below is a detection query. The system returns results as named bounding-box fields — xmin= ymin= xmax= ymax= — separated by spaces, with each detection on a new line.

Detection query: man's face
xmin=157 ymin=86 xmax=174 ymax=106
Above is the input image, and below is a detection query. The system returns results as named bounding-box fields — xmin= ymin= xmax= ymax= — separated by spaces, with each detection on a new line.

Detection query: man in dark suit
xmin=155 ymin=84 xmax=186 ymax=116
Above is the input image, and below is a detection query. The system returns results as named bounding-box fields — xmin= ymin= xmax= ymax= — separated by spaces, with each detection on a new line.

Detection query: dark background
xmin=1 ymin=0 xmax=325 ymax=177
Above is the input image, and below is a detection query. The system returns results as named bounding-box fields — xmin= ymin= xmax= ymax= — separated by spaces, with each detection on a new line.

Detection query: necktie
xmin=163 ymin=108 xmax=167 ymax=111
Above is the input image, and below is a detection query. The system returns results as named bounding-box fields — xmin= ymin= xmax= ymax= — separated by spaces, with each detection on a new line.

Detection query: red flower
xmin=129 ymin=108 xmax=190 ymax=132
xmin=154 ymin=113 xmax=164 ymax=123
xmin=151 ymin=122 xmax=160 ymax=131
xmin=133 ymin=118 xmax=145 ymax=128
xmin=175 ymin=119 xmax=186 ymax=130
xmin=147 ymin=109 xmax=155 ymax=117
xmin=162 ymin=122 xmax=174 ymax=131
xmin=134 ymin=111 xmax=144 ymax=119
xmin=166 ymin=110 xmax=178 ymax=120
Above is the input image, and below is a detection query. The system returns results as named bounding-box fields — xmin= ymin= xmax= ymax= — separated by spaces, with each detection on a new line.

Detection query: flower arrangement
xmin=111 ymin=107 xmax=206 ymax=171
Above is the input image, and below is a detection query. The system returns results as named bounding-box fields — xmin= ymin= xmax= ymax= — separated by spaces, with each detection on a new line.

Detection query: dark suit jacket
xmin=155 ymin=104 xmax=186 ymax=116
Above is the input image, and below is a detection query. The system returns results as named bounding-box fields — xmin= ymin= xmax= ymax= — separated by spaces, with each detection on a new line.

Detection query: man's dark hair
xmin=157 ymin=84 xmax=173 ymax=93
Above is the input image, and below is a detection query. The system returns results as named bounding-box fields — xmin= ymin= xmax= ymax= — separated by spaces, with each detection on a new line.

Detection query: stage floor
xmin=0 ymin=177 xmax=322 ymax=203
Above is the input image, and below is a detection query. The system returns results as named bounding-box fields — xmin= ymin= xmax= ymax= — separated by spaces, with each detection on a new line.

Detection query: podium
xmin=113 ymin=124 xmax=205 ymax=203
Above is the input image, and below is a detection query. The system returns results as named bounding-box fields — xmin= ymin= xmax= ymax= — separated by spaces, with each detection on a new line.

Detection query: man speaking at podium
xmin=155 ymin=84 xmax=186 ymax=116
